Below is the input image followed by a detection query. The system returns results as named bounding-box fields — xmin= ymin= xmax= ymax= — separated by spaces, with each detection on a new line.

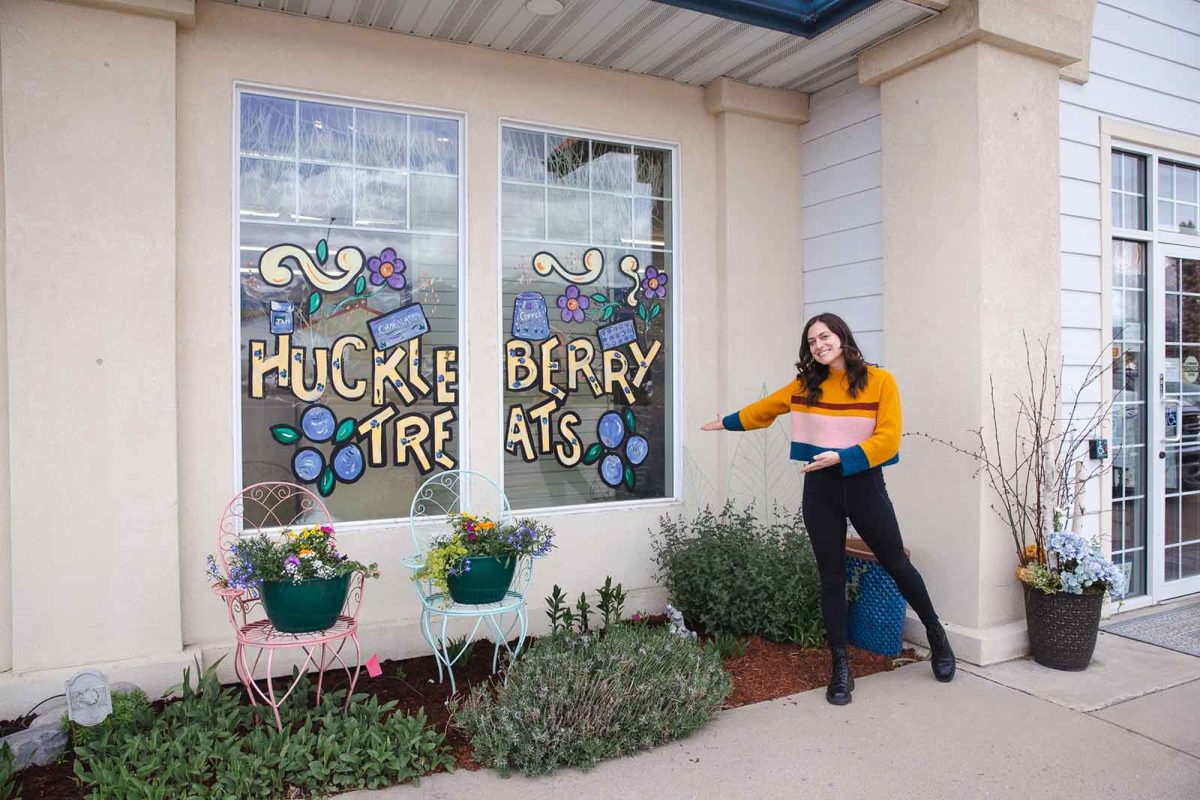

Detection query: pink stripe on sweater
xmin=791 ymin=410 xmax=876 ymax=449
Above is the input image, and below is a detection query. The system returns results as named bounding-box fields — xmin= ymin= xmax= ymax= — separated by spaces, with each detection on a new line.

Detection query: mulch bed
xmin=7 ymin=632 xmax=918 ymax=798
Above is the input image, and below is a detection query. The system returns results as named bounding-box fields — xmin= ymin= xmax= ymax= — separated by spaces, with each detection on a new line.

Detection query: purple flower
xmin=641 ymin=267 xmax=668 ymax=299
xmin=367 ymin=247 xmax=406 ymax=290
xmin=556 ymin=285 xmax=589 ymax=323
xmin=285 ymin=554 xmax=301 ymax=567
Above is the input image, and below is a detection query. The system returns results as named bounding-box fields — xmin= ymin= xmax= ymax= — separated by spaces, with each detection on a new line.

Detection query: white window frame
xmin=496 ymin=118 xmax=683 ymax=515
xmin=231 ymin=82 xmax=470 ymax=532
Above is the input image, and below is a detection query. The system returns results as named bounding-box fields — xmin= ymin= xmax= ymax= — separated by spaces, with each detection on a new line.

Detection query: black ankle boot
xmin=925 ymin=621 xmax=956 ymax=682
xmin=826 ymin=646 xmax=855 ymax=705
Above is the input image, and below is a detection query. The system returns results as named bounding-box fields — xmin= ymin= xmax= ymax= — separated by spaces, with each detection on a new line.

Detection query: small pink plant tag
xmin=365 ymin=654 xmax=382 ymax=678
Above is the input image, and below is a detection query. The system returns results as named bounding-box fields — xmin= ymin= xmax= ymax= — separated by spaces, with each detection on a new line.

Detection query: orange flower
xmin=299 ymin=548 xmax=315 ymax=557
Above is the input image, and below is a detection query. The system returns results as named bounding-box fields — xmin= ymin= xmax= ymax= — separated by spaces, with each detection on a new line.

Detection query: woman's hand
xmin=801 ymin=451 xmax=841 ymax=473
xmin=700 ymin=418 xmax=724 ymax=431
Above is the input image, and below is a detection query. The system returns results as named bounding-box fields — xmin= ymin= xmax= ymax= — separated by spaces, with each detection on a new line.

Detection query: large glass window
xmin=500 ymin=126 xmax=676 ymax=509
xmin=237 ymin=90 xmax=462 ymax=524
xmin=1157 ymin=160 xmax=1199 ymax=235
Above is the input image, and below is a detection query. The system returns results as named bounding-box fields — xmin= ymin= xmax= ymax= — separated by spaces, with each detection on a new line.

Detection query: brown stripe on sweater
xmin=791 ymin=396 xmax=879 ymax=411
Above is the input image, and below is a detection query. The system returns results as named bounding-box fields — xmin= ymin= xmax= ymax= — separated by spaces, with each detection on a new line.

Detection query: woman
xmin=701 ymin=313 xmax=955 ymax=705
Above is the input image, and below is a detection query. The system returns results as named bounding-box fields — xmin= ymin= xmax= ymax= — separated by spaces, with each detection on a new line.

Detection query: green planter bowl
xmin=446 ymin=556 xmax=516 ymax=604
xmin=260 ymin=574 xmax=351 ymax=633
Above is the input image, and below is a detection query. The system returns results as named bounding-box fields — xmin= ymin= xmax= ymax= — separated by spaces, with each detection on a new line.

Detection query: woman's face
xmin=806 ymin=320 xmax=844 ymax=367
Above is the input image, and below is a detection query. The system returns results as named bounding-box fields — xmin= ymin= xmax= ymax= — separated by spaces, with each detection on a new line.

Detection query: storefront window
xmin=500 ymin=125 xmax=676 ymax=509
xmin=237 ymin=90 xmax=462 ymax=524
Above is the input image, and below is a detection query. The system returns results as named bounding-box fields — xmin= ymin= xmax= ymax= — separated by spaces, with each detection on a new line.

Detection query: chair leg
xmin=265 ymin=649 xmax=284 ymax=733
xmin=439 ymin=614 xmax=457 ymax=695
xmin=315 ymin=643 xmax=328 ymax=707
xmin=344 ymin=634 xmax=363 ymax=710
xmin=420 ymin=608 xmax=444 ymax=684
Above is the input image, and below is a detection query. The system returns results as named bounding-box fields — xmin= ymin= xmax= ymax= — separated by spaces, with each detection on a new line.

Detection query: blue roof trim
xmin=652 ymin=0 xmax=886 ymax=39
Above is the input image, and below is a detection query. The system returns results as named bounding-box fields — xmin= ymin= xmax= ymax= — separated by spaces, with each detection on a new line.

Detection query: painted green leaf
xmin=308 ymin=292 xmax=321 ymax=315
xmin=334 ymin=417 xmax=356 ymax=444
xmin=651 ymin=304 xmax=661 ymax=319
xmin=624 ymin=408 xmax=636 ymax=435
xmin=582 ymin=443 xmax=604 ymax=465
xmin=602 ymin=306 xmax=614 ymax=321
xmin=623 ymin=465 xmax=635 ymax=490
xmin=638 ymin=304 xmax=647 ymax=321
xmin=316 ymin=239 xmax=328 ymax=265
xmin=270 ymin=424 xmax=301 ymax=445
xmin=354 ymin=275 xmax=366 ymax=296
xmin=591 ymin=293 xmax=607 ymax=303
xmin=318 ymin=466 xmax=335 ymax=497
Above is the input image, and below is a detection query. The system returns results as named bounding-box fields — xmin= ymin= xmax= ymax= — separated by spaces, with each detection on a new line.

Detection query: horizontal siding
xmin=1058 ymin=0 xmax=1200 ymax=542
xmin=800 ymin=77 xmax=884 ymax=363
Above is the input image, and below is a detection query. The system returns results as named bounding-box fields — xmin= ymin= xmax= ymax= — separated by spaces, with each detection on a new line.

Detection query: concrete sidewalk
xmin=343 ymin=633 xmax=1200 ymax=800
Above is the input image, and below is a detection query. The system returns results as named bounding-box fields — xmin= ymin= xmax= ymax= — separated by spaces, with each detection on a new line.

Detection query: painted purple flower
xmin=367 ymin=247 xmax=406 ymax=290
xmin=556 ymin=285 xmax=589 ymax=323
xmin=642 ymin=267 xmax=668 ymax=299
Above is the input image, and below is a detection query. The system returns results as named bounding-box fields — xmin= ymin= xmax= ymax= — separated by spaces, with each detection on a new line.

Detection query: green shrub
xmin=0 ymin=743 xmax=19 ymax=800
xmin=708 ymin=631 xmax=748 ymax=659
xmin=72 ymin=659 xmax=453 ymax=798
xmin=66 ymin=687 xmax=153 ymax=750
xmin=455 ymin=625 xmax=731 ymax=776
xmin=653 ymin=502 xmax=825 ymax=646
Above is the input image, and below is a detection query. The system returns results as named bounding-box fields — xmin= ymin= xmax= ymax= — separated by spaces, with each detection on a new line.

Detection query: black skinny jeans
xmin=802 ymin=466 xmax=939 ymax=649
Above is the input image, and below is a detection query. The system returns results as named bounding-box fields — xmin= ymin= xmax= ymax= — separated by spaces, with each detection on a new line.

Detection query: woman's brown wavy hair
xmin=795 ymin=312 xmax=872 ymax=405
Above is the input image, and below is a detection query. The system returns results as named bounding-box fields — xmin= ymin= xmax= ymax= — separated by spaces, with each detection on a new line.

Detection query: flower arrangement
xmin=1017 ymin=531 xmax=1126 ymax=599
xmin=207 ymin=524 xmax=381 ymax=589
xmin=414 ymin=512 xmax=555 ymax=596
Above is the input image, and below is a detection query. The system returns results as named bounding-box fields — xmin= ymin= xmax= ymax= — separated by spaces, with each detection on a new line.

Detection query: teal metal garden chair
xmin=404 ymin=470 xmax=531 ymax=693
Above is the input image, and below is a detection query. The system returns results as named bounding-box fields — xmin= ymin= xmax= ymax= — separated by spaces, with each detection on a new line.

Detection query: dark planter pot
xmin=260 ymin=574 xmax=351 ymax=633
xmin=446 ymin=556 xmax=516 ymax=604
xmin=1023 ymin=583 xmax=1104 ymax=671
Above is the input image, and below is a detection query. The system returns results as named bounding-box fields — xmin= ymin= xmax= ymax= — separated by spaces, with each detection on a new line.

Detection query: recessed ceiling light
xmin=525 ymin=0 xmax=563 ymax=15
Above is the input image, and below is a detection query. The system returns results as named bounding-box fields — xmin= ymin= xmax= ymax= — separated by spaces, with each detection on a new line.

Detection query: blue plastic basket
xmin=845 ymin=543 xmax=908 ymax=657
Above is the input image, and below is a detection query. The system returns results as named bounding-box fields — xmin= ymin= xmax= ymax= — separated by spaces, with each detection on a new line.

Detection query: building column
xmin=0 ymin=0 xmax=194 ymax=712
xmin=704 ymin=78 xmax=808 ymax=501
xmin=859 ymin=0 xmax=1093 ymax=663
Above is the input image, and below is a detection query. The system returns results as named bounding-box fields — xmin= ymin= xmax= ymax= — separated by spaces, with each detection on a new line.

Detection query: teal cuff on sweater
xmin=722 ymin=412 xmax=745 ymax=431
xmin=837 ymin=445 xmax=871 ymax=476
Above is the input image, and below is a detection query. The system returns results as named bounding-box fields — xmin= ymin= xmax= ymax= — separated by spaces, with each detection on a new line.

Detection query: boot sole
xmin=826 ymin=678 xmax=855 ymax=705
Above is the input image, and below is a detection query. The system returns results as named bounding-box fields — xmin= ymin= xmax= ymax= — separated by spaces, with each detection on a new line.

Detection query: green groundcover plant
xmin=454 ymin=624 xmax=731 ymax=777
xmin=71 ymin=658 xmax=452 ymax=799
xmin=652 ymin=502 xmax=825 ymax=646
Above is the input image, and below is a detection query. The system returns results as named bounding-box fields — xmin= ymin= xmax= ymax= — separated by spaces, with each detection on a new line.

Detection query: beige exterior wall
xmin=874 ymin=39 xmax=1065 ymax=663
xmin=0 ymin=0 xmax=184 ymax=681
xmin=173 ymin=1 xmax=804 ymax=674
xmin=0 ymin=19 xmax=10 ymax=674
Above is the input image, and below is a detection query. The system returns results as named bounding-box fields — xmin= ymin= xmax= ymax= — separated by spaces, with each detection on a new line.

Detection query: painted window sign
xmin=238 ymin=91 xmax=462 ymax=522
xmin=501 ymin=126 xmax=675 ymax=509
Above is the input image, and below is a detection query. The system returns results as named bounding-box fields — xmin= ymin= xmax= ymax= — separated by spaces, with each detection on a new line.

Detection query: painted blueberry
xmin=300 ymin=405 xmax=336 ymax=442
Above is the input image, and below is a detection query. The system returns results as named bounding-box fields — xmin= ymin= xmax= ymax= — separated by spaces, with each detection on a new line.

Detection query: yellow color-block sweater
xmin=722 ymin=366 xmax=902 ymax=476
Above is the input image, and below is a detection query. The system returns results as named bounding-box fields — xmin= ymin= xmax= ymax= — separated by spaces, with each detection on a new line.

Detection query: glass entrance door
xmin=1154 ymin=246 xmax=1200 ymax=598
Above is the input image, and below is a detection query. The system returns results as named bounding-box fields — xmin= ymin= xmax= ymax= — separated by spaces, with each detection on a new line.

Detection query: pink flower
xmin=468 ymin=532 xmax=476 ymax=542
xmin=320 ymin=525 xmax=334 ymax=534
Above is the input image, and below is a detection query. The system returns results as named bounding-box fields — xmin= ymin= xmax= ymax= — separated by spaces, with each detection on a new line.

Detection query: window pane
xmin=238 ymin=93 xmax=462 ymax=524
xmin=591 ymin=193 xmax=631 ymax=246
xmin=502 ymin=128 xmax=545 ymax=182
xmin=1124 ymin=195 xmax=1144 ymax=230
xmin=409 ymin=174 xmax=458 ymax=232
xmin=240 ymin=94 xmax=295 ymax=157
xmin=547 ymin=188 xmax=589 ymax=242
xmin=299 ymin=102 xmax=353 ymax=163
xmin=1126 ymin=154 xmax=1144 ymax=196
xmin=547 ymin=135 xmax=589 ymax=188
xmin=1112 ymin=152 xmax=1125 ymax=192
xmin=590 ymin=141 xmax=634 ymax=193
xmin=636 ymin=146 xmax=672 ymax=198
xmin=1160 ymin=200 xmax=1175 ymax=229
xmin=1158 ymin=161 xmax=1173 ymax=200
xmin=503 ymin=183 xmax=546 ymax=239
xmin=501 ymin=125 xmax=675 ymax=510
xmin=1179 ymin=204 xmax=1198 ymax=233
xmin=1178 ymin=165 xmax=1199 ymax=204
xmin=240 ymin=157 xmax=295 ymax=220
xmin=1113 ymin=239 xmax=1145 ymax=290
xmin=355 ymin=169 xmax=407 ymax=228
xmin=409 ymin=116 xmax=459 ymax=175
xmin=298 ymin=164 xmax=353 ymax=225
xmin=356 ymin=109 xmax=408 ymax=170
xmin=1112 ymin=194 xmax=1125 ymax=229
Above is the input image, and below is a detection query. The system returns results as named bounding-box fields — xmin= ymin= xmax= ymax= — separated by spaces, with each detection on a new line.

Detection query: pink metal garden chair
xmin=215 ymin=481 xmax=366 ymax=731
